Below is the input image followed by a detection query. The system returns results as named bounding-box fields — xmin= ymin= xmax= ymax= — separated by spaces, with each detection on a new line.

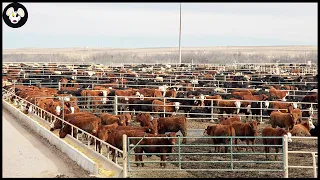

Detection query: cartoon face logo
xmin=6 ymin=7 xmax=25 ymax=24
xmin=2 ymin=2 xmax=28 ymax=28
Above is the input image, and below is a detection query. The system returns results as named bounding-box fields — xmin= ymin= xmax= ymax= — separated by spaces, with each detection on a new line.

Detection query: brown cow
xmin=217 ymin=99 xmax=241 ymax=114
xmin=269 ymin=111 xmax=296 ymax=130
xmin=59 ymin=116 xmax=101 ymax=138
xmin=204 ymin=124 xmax=235 ymax=153
xmin=96 ymin=123 xmax=119 ymax=153
xmin=219 ymin=116 xmax=241 ymax=125
xmin=262 ymin=126 xmax=292 ymax=160
xmin=50 ymin=112 xmax=97 ymax=131
xmin=152 ymin=100 xmax=180 ymax=115
xmin=288 ymin=106 xmax=302 ymax=124
xmin=265 ymin=101 xmax=297 ymax=113
xmin=204 ymin=95 xmax=222 ymax=106
xmin=242 ymin=94 xmax=268 ymax=101
xmin=268 ymin=87 xmax=289 ymax=101
xmin=130 ymin=131 xmax=177 ymax=168
xmin=291 ymin=118 xmax=315 ymax=136
xmin=231 ymin=121 xmax=260 ymax=152
xmin=100 ymin=113 xmax=128 ymax=126
xmin=157 ymin=116 xmax=187 ymax=144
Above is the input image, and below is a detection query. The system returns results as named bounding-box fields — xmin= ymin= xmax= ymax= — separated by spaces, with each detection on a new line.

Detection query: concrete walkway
xmin=2 ymin=109 xmax=90 ymax=178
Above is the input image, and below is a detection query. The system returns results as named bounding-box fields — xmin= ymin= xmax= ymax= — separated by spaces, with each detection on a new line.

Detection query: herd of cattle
xmin=2 ymin=62 xmax=318 ymax=168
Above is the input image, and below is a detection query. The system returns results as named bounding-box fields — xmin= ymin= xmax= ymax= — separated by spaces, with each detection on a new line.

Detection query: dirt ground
xmin=127 ymin=116 xmax=318 ymax=178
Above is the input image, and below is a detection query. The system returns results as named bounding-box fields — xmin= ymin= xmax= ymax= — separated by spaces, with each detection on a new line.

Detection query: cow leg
xmin=265 ymin=146 xmax=269 ymax=160
xmin=160 ymin=155 xmax=166 ymax=168
xmin=139 ymin=154 xmax=144 ymax=167
xmin=275 ymin=148 xmax=279 ymax=161
xmin=135 ymin=153 xmax=140 ymax=167
xmin=181 ymin=129 xmax=187 ymax=144
xmin=251 ymin=139 xmax=256 ymax=152
xmin=246 ymin=138 xmax=250 ymax=152
xmin=234 ymin=138 xmax=240 ymax=151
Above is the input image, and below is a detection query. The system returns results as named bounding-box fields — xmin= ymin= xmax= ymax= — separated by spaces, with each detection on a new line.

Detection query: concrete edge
xmin=30 ymin=113 xmax=123 ymax=178
xmin=2 ymin=100 xmax=99 ymax=176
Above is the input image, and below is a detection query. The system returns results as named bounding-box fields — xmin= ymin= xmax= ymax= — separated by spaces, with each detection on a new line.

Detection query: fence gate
xmin=125 ymin=135 xmax=286 ymax=177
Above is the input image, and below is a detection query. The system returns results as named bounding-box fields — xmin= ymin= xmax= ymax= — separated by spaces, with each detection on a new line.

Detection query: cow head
xmin=55 ymin=105 xmax=61 ymax=116
xmin=149 ymin=119 xmax=158 ymax=135
xmin=246 ymin=104 xmax=252 ymax=114
xmin=249 ymin=121 xmax=260 ymax=135
xmin=308 ymin=106 xmax=314 ymax=116
xmin=174 ymin=102 xmax=180 ymax=111
xmin=264 ymin=101 xmax=270 ymax=109
xmin=117 ymin=116 xmax=126 ymax=126
xmin=286 ymin=131 xmax=293 ymax=143
xmin=139 ymin=94 xmax=145 ymax=101
xmin=307 ymin=118 xmax=315 ymax=130
xmin=234 ymin=100 xmax=241 ymax=114
xmin=59 ymin=124 xmax=71 ymax=138
xmin=292 ymin=102 xmax=298 ymax=109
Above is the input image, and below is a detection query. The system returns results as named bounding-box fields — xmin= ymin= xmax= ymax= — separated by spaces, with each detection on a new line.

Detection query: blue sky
xmin=2 ymin=3 xmax=317 ymax=49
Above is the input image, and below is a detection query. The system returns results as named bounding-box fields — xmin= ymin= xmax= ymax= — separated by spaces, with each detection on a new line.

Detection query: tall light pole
xmin=179 ymin=3 xmax=182 ymax=65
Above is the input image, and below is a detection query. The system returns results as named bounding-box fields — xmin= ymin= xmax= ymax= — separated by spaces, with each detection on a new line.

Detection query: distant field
xmin=3 ymin=46 xmax=318 ymax=64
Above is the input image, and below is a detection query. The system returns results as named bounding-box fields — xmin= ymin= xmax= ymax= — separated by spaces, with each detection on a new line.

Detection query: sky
xmin=2 ymin=2 xmax=318 ymax=49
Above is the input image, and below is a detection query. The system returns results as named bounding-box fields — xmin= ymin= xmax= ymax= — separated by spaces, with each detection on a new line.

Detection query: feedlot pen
xmin=2 ymin=62 xmax=318 ymax=178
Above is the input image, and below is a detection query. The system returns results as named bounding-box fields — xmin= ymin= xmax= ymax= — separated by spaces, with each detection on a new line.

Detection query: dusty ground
xmin=3 ymin=46 xmax=317 ymax=59
xmin=2 ymin=108 xmax=91 ymax=178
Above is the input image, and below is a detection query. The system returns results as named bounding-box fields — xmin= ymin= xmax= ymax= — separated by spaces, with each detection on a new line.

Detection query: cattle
xmin=203 ymin=95 xmax=222 ymax=107
xmin=291 ymin=118 xmax=315 ymax=136
xmin=157 ymin=116 xmax=187 ymax=144
xmin=242 ymin=94 xmax=268 ymax=101
xmin=262 ymin=126 xmax=292 ymax=160
xmin=301 ymin=93 xmax=318 ymax=109
xmin=136 ymin=112 xmax=154 ymax=127
xmin=189 ymin=107 xmax=211 ymax=118
xmin=100 ymin=113 xmax=130 ymax=126
xmin=269 ymin=111 xmax=296 ymax=130
xmin=204 ymin=124 xmax=235 ymax=153
xmin=59 ymin=116 xmax=101 ymax=139
xmin=288 ymin=106 xmax=303 ymax=123
xmin=268 ymin=87 xmax=289 ymax=101
xmin=217 ymin=99 xmax=241 ymax=115
xmin=219 ymin=116 xmax=241 ymax=125
xmin=130 ymin=132 xmax=177 ymax=168
xmin=50 ymin=112 xmax=97 ymax=131
xmin=152 ymin=100 xmax=180 ymax=116
xmin=265 ymin=101 xmax=297 ymax=114
xmin=231 ymin=121 xmax=260 ymax=152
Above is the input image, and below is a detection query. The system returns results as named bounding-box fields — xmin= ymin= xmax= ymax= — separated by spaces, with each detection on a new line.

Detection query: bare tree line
xmin=3 ymin=51 xmax=318 ymax=65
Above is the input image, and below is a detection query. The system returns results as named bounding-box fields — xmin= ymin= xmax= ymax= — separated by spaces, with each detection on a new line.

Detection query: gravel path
xmin=2 ymin=108 xmax=91 ymax=178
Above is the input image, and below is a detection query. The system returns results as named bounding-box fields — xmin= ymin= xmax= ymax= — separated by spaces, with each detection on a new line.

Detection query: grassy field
xmin=3 ymin=46 xmax=318 ymax=65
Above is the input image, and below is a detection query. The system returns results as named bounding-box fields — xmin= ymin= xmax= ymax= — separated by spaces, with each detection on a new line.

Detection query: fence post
xmin=178 ymin=135 xmax=181 ymax=170
xmin=260 ymin=101 xmax=263 ymax=123
xmin=230 ymin=136 xmax=233 ymax=170
xmin=211 ymin=100 xmax=214 ymax=122
xmin=283 ymin=135 xmax=289 ymax=178
xmin=312 ymin=153 xmax=317 ymax=178
xmin=123 ymin=134 xmax=128 ymax=178
xmin=114 ymin=95 xmax=118 ymax=115
xmin=163 ymin=98 xmax=166 ymax=118
xmin=58 ymin=81 xmax=61 ymax=91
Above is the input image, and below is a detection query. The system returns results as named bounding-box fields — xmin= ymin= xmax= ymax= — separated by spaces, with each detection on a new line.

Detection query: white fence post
xmin=284 ymin=135 xmax=289 ymax=178
xmin=114 ymin=95 xmax=118 ymax=115
xmin=312 ymin=153 xmax=317 ymax=178
xmin=58 ymin=81 xmax=61 ymax=91
xmin=123 ymin=134 xmax=128 ymax=178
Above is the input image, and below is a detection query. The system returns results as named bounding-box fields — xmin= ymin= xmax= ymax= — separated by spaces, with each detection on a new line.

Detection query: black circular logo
xmin=2 ymin=2 xmax=28 ymax=28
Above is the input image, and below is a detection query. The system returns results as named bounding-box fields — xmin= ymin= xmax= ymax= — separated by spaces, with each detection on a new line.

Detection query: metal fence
xmin=114 ymin=95 xmax=318 ymax=123
xmin=2 ymin=89 xmax=125 ymax=175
